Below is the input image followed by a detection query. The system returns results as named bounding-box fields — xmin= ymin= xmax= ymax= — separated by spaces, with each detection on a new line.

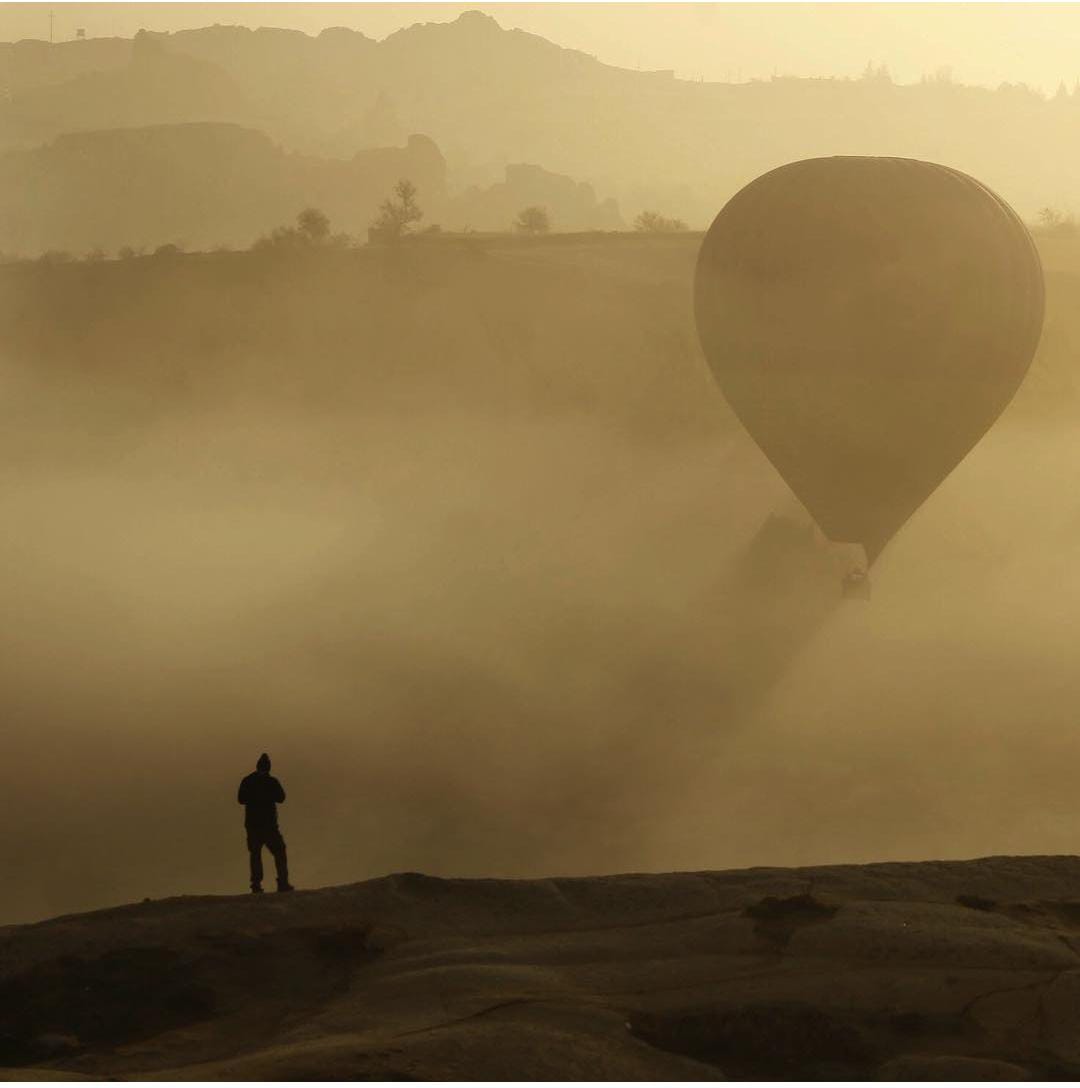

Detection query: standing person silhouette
xmin=237 ymin=753 xmax=294 ymax=894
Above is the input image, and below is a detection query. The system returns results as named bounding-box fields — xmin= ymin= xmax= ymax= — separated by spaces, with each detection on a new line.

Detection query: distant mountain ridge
xmin=2 ymin=11 xmax=1079 ymax=224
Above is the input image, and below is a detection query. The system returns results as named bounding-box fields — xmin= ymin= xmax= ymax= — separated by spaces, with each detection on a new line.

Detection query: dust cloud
xmin=1 ymin=268 xmax=1076 ymax=927
xmin=653 ymin=422 xmax=1080 ymax=873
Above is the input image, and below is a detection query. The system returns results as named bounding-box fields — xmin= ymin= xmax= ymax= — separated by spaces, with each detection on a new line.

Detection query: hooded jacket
xmin=237 ymin=770 xmax=286 ymax=830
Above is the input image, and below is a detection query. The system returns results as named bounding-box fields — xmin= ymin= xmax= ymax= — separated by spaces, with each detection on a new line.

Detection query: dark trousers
xmin=246 ymin=825 xmax=289 ymax=889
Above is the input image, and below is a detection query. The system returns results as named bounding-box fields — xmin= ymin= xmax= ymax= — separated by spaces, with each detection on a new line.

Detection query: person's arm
xmin=238 ymin=778 xmax=249 ymax=805
xmin=274 ymin=778 xmax=286 ymax=804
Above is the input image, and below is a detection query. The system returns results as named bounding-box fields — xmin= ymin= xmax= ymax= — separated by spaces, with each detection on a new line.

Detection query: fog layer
xmin=0 ymin=237 xmax=1076 ymax=925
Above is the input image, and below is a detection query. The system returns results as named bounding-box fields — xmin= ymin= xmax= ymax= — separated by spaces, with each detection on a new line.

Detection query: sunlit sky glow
xmin=2 ymin=3 xmax=1079 ymax=92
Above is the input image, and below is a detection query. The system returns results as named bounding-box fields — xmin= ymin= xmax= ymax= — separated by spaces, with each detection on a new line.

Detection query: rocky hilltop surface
xmin=4 ymin=855 xmax=1080 ymax=1079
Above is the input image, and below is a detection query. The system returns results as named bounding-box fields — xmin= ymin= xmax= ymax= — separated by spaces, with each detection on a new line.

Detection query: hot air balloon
xmin=694 ymin=156 xmax=1044 ymax=569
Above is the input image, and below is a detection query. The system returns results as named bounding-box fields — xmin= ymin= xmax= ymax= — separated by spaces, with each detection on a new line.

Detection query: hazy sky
xmin=2 ymin=3 xmax=1080 ymax=91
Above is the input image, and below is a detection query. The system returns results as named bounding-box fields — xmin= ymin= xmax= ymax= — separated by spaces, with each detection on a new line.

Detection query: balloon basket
xmin=842 ymin=570 xmax=872 ymax=601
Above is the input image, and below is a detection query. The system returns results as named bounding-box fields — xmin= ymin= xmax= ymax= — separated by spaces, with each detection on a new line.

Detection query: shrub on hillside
xmin=634 ymin=210 xmax=688 ymax=233
xmin=1035 ymin=207 xmax=1078 ymax=237
xmin=514 ymin=206 xmax=551 ymax=235
xmin=254 ymin=208 xmax=351 ymax=252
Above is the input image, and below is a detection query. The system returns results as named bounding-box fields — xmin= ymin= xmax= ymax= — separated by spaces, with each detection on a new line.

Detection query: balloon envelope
xmin=694 ymin=156 xmax=1044 ymax=563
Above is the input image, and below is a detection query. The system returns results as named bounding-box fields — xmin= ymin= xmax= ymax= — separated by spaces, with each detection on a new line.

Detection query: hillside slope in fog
xmin=5 ymin=857 xmax=1080 ymax=1079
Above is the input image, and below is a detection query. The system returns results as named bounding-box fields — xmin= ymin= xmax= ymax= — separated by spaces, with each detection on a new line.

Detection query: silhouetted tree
xmin=254 ymin=208 xmax=347 ymax=252
xmin=515 ymin=206 xmax=550 ymax=235
xmin=860 ymin=61 xmax=893 ymax=85
xmin=1036 ymin=207 xmax=1078 ymax=237
xmin=634 ymin=210 xmax=688 ymax=233
xmin=297 ymin=207 xmax=331 ymax=244
xmin=153 ymin=243 xmax=184 ymax=257
xmin=369 ymin=179 xmax=424 ymax=243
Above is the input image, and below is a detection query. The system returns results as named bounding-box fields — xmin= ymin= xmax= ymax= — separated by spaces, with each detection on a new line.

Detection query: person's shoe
xmin=276 ymin=882 xmax=295 ymax=893
xmin=250 ymin=885 xmax=264 ymax=895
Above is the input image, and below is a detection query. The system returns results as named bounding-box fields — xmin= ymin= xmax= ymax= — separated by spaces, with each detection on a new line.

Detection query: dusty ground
xmin=4 ymin=856 xmax=1080 ymax=1079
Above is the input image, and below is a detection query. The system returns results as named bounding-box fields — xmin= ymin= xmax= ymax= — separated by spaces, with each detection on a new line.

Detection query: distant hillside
xmin=0 ymin=124 xmax=621 ymax=256
xmin=3 ymin=12 xmax=1080 ymax=224
xmin=5 ymin=857 xmax=1080 ymax=1078
xmin=0 ymin=124 xmax=445 ymax=255
xmin=0 ymin=32 xmax=253 ymax=146
xmin=0 ymin=33 xmax=131 ymax=92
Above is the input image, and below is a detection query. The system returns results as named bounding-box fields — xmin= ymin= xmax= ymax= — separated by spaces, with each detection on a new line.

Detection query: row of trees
xmin=0 ymin=178 xmax=696 ymax=263
xmin=7 ymin=241 xmax=190 ymax=265
xmin=14 ymin=198 xmax=1073 ymax=264
xmin=255 ymin=182 xmax=557 ymax=247
xmin=258 ymin=180 xmax=689 ymax=247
